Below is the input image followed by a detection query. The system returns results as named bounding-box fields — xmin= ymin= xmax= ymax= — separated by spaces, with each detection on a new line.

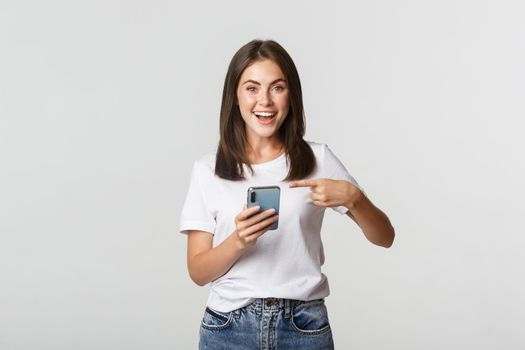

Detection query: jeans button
xmin=265 ymin=299 xmax=277 ymax=307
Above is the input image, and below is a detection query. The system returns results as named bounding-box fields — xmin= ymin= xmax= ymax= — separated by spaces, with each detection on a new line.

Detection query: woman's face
xmin=236 ymin=59 xmax=290 ymax=143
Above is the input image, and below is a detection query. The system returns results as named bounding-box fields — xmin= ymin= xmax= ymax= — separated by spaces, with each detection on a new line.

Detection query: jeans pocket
xmin=290 ymin=299 xmax=331 ymax=335
xmin=201 ymin=307 xmax=233 ymax=331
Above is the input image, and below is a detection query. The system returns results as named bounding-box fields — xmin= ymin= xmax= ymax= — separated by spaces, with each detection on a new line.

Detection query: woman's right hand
xmin=233 ymin=205 xmax=279 ymax=250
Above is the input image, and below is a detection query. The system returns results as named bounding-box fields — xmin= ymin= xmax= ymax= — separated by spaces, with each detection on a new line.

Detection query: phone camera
xmin=250 ymin=191 xmax=256 ymax=202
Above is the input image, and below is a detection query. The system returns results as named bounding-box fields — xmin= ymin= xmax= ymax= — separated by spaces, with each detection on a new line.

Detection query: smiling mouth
xmin=253 ymin=111 xmax=277 ymax=120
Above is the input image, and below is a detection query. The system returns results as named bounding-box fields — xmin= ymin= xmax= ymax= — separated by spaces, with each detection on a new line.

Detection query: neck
xmin=245 ymin=135 xmax=284 ymax=164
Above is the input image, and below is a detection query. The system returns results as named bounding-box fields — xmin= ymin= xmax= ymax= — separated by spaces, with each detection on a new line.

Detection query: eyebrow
xmin=241 ymin=78 xmax=287 ymax=86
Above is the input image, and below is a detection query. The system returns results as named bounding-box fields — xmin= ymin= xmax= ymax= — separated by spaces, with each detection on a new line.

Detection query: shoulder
xmin=191 ymin=150 xmax=216 ymax=177
xmin=304 ymin=140 xmax=346 ymax=173
xmin=304 ymin=140 xmax=329 ymax=158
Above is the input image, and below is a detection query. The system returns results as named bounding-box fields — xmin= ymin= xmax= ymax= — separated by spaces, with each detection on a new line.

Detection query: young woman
xmin=180 ymin=39 xmax=395 ymax=350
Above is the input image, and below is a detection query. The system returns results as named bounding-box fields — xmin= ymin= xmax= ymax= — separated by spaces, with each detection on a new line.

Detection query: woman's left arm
xmin=289 ymin=179 xmax=395 ymax=248
xmin=344 ymin=184 xmax=395 ymax=248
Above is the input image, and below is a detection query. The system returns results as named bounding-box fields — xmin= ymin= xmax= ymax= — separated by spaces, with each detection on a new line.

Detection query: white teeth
xmin=253 ymin=112 xmax=276 ymax=117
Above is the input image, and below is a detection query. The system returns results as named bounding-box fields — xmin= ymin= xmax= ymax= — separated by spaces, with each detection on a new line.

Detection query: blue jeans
xmin=199 ymin=298 xmax=334 ymax=350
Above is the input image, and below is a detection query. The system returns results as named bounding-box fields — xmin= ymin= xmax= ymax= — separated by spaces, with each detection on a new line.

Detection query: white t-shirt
xmin=179 ymin=141 xmax=365 ymax=312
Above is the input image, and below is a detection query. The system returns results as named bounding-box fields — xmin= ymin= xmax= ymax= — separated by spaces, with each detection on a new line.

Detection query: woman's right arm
xmin=187 ymin=205 xmax=278 ymax=286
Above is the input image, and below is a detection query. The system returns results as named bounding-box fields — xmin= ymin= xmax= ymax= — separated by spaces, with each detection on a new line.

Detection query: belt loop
xmin=285 ymin=299 xmax=291 ymax=319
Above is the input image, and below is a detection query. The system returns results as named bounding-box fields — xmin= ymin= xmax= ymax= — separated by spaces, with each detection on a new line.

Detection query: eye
xmin=273 ymin=85 xmax=285 ymax=91
xmin=246 ymin=86 xmax=257 ymax=92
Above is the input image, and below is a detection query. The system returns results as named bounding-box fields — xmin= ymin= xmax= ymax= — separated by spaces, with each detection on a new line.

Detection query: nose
xmin=258 ymin=90 xmax=273 ymax=106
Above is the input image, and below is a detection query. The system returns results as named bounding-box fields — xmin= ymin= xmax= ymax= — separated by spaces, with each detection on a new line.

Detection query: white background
xmin=1 ymin=1 xmax=524 ymax=349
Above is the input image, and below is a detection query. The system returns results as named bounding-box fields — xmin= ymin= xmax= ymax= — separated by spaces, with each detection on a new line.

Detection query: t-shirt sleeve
xmin=322 ymin=144 xmax=367 ymax=215
xmin=179 ymin=161 xmax=216 ymax=235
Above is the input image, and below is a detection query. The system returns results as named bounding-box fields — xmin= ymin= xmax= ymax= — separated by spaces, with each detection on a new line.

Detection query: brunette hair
xmin=215 ymin=39 xmax=315 ymax=181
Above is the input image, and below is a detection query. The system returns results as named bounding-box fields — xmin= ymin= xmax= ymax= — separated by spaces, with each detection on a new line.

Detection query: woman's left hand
xmin=288 ymin=178 xmax=362 ymax=210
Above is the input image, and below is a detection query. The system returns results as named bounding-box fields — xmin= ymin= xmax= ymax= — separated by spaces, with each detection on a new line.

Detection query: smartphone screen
xmin=247 ymin=186 xmax=280 ymax=230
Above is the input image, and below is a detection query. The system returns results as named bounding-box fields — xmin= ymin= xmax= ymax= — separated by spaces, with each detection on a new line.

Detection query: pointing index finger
xmin=289 ymin=179 xmax=317 ymax=188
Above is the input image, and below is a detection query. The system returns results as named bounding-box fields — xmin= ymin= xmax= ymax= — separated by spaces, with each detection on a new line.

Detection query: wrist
xmin=229 ymin=230 xmax=248 ymax=253
xmin=344 ymin=182 xmax=364 ymax=211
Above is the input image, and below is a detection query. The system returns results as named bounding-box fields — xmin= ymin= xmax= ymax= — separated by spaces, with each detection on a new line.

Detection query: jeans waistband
xmin=242 ymin=298 xmax=292 ymax=319
xmin=239 ymin=298 xmax=324 ymax=320
xmin=251 ymin=298 xmax=289 ymax=310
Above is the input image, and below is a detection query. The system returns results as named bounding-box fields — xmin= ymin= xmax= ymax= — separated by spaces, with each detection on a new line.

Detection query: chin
xmin=255 ymin=130 xmax=277 ymax=138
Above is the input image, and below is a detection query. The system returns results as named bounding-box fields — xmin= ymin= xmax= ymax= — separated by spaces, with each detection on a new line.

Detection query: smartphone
xmin=247 ymin=186 xmax=280 ymax=230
